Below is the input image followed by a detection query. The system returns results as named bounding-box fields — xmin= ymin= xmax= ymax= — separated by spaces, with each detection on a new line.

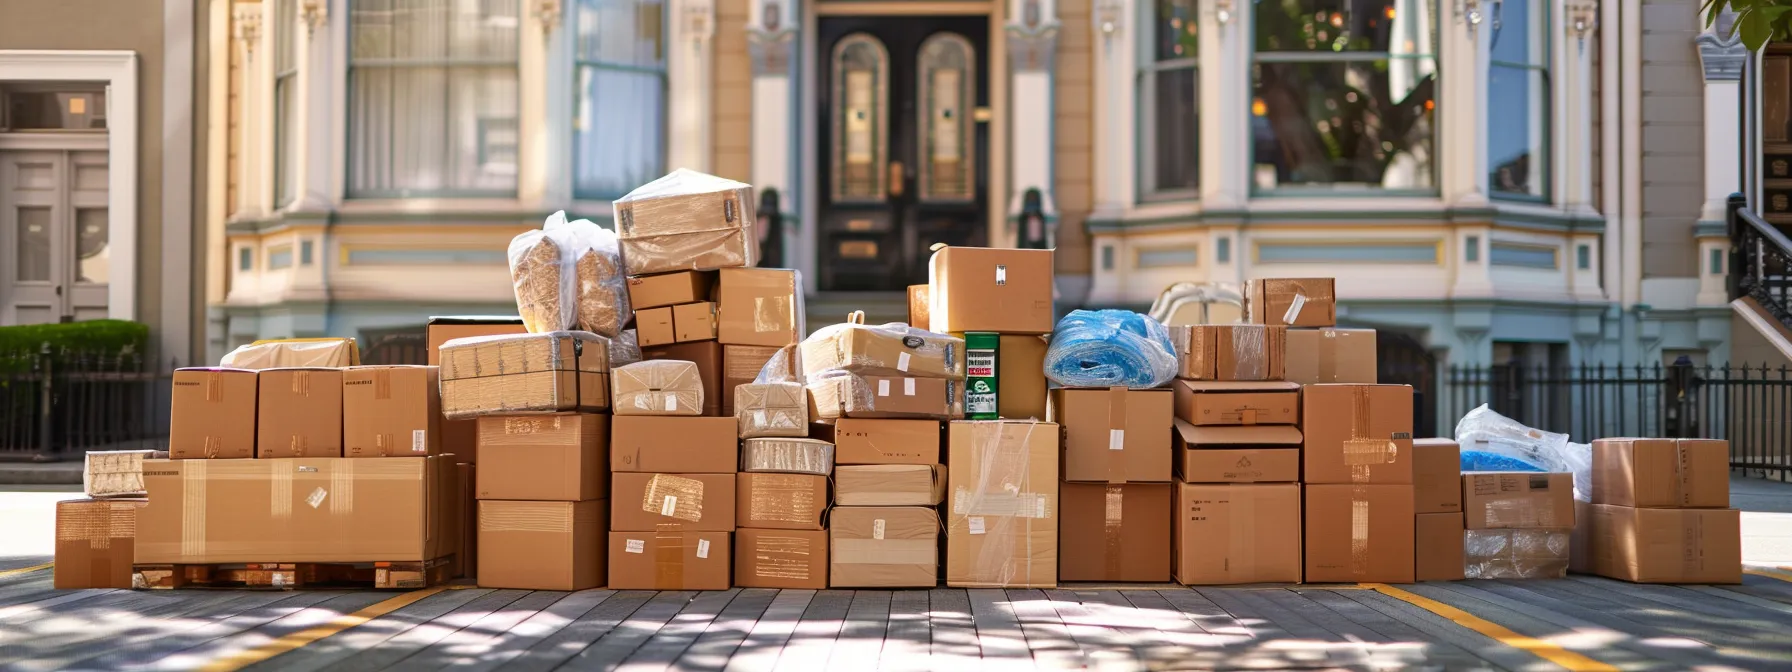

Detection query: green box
xmin=964 ymin=332 xmax=999 ymax=419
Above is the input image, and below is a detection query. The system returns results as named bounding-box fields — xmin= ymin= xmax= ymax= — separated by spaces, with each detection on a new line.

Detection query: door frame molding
xmin=0 ymin=50 xmax=139 ymax=322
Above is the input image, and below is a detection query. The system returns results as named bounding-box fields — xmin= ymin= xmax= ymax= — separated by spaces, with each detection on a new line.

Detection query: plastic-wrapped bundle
xmin=545 ymin=212 xmax=630 ymax=338
xmin=1465 ymin=528 xmax=1572 ymax=579
xmin=1454 ymin=404 xmax=1593 ymax=500
xmin=220 ymin=338 xmax=359 ymax=369
xmin=1460 ymin=450 xmax=1546 ymax=472
xmin=611 ymin=360 xmax=704 ymax=416
xmin=1043 ymin=310 xmax=1178 ymax=389
xmin=799 ymin=311 xmax=965 ymax=379
xmin=737 ymin=346 xmax=808 ymax=439
xmin=507 ymin=223 xmax=579 ymax=334
xmin=806 ymin=371 xmax=962 ymax=420
xmin=741 ymin=437 xmax=833 ymax=475
xmin=613 ymin=168 xmax=759 ymax=275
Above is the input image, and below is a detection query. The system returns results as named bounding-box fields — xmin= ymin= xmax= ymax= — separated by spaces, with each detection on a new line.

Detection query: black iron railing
xmin=0 ymin=348 xmax=173 ymax=459
xmin=1728 ymin=193 xmax=1792 ymax=328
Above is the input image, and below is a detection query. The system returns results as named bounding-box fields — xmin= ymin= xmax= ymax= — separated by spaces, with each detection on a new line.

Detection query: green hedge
xmin=0 ymin=320 xmax=149 ymax=359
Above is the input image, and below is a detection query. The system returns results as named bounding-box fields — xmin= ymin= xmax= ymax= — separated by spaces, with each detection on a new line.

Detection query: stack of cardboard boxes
xmin=1413 ymin=439 xmax=1466 ymax=581
xmin=1581 ymin=438 xmax=1741 ymax=583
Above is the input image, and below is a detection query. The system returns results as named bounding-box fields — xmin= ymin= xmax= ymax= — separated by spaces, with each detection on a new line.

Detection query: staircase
xmin=1726 ymin=194 xmax=1792 ymax=364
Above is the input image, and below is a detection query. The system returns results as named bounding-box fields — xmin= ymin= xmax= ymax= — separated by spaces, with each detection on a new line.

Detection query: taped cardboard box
xmin=741 ymin=437 xmax=834 ymax=475
xmin=1413 ymin=438 xmax=1462 ymax=514
xmin=718 ymin=268 xmax=804 ymax=347
xmin=608 ymin=530 xmax=732 ymax=590
xmin=1169 ymin=325 xmax=1287 ymax=381
xmin=642 ymin=340 xmax=724 ymax=416
xmin=997 ymin=334 xmax=1049 ymax=420
xmin=723 ymin=344 xmax=783 ymax=417
xmin=636 ymin=303 xmax=718 ymax=347
xmin=1062 ymin=483 xmax=1172 ymax=582
xmin=476 ymin=413 xmax=608 ymax=501
xmin=429 ymin=317 xmax=528 ymax=464
xmin=946 ymin=420 xmax=1059 ymax=588
xmin=1415 ymin=512 xmax=1466 ymax=581
xmin=737 ymin=382 xmax=808 ymax=439
xmin=830 ymin=506 xmax=940 ymax=588
xmin=54 ymin=498 xmax=145 ymax=589
xmin=801 ymin=320 xmax=966 ymax=379
xmin=1591 ymin=438 xmax=1730 ymax=508
xmin=1569 ymin=499 xmax=1593 ymax=574
xmin=1303 ymin=484 xmax=1416 ymax=584
xmin=628 ymin=270 xmax=718 ymax=310
xmin=1462 ymin=472 xmax=1575 ymax=530
xmin=439 ymin=332 xmax=611 ymax=419
xmin=736 ymin=528 xmax=829 ymax=589
xmin=809 ymin=374 xmax=961 ymax=420
xmin=1248 ymin=277 xmax=1336 ymax=328
xmin=612 ymin=416 xmax=738 ymax=472
xmin=1173 ymin=483 xmax=1301 ymax=585
xmin=1301 ymin=384 xmax=1415 ymax=484
xmin=1465 ymin=528 xmax=1571 ymax=579
xmin=343 ymin=366 xmax=443 ymax=458
xmin=84 ymin=450 xmax=167 ymax=498
xmin=220 ymin=338 xmax=360 ymax=370
xmin=257 ymin=368 xmax=344 ymax=459
xmin=926 ymin=246 xmax=1056 ymax=334
xmin=479 ymin=499 xmax=607 ymax=591
xmin=614 ymin=169 xmax=759 ymax=276
xmin=836 ymin=464 xmax=945 ymax=506
xmin=1173 ymin=380 xmax=1300 ymax=427
xmin=611 ymin=472 xmax=737 ymax=532
xmin=1051 ymin=387 xmax=1174 ymax=483
xmin=612 ymin=360 xmax=704 ymax=416
xmin=736 ymin=473 xmax=828 ymax=530
xmin=1588 ymin=504 xmax=1741 ymax=583
xmin=1284 ymin=328 xmax=1377 ymax=384
xmin=907 ymin=285 xmax=931 ymax=328
xmin=815 ymin=418 xmax=941 ymax=465
xmin=169 ymin=367 xmax=258 ymax=460
xmin=1173 ymin=422 xmax=1303 ymax=483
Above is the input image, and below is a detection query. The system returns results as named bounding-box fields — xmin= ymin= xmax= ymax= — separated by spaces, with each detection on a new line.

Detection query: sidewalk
xmin=1737 ymin=474 xmax=1792 ymax=565
xmin=0 ymin=461 xmax=82 ymax=486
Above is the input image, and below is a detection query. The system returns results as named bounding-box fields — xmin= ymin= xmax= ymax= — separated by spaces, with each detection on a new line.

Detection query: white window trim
xmin=0 ymin=50 xmax=139 ymax=322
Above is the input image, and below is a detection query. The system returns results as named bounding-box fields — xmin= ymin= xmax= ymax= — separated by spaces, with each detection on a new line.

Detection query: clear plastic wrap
xmin=439 ymin=331 xmax=611 ymax=419
xmin=507 ymin=219 xmax=579 ymax=333
xmin=84 ymin=449 xmax=167 ymax=497
xmin=611 ymin=359 xmax=704 ymax=416
xmin=614 ymin=168 xmax=759 ymax=275
xmin=741 ymin=437 xmax=834 ymax=475
xmin=806 ymin=371 xmax=962 ymax=420
xmin=799 ymin=311 xmax=965 ymax=379
xmin=1454 ymin=404 xmax=1593 ymax=501
xmin=545 ymin=211 xmax=630 ymax=338
xmin=1169 ymin=325 xmax=1285 ymax=381
xmin=1044 ymin=309 xmax=1178 ymax=389
xmin=609 ymin=328 xmax=643 ymax=367
xmin=736 ymin=346 xmax=808 ymax=438
xmin=1464 ymin=528 xmax=1572 ymax=579
xmin=219 ymin=338 xmax=359 ymax=369
xmin=946 ymin=420 xmax=1058 ymax=588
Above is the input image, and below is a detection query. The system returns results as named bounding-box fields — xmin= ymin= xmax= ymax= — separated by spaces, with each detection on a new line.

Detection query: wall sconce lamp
xmin=1094 ymin=0 xmax=1124 ymax=38
xmin=1567 ymin=0 xmax=1598 ymax=52
xmin=1214 ymin=0 xmax=1233 ymax=26
xmin=533 ymin=0 xmax=562 ymax=33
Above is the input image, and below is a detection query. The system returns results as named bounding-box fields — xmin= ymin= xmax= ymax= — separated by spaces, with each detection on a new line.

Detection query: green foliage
xmin=0 ymin=320 xmax=149 ymax=360
xmin=1705 ymin=0 xmax=1792 ymax=51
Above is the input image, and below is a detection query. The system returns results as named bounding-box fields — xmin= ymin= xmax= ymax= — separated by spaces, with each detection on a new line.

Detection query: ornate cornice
xmin=1697 ymin=9 xmax=1746 ymax=81
xmin=233 ymin=5 xmax=263 ymax=57
xmin=747 ymin=26 xmax=796 ymax=77
xmin=1007 ymin=21 xmax=1059 ymax=73
xmin=299 ymin=0 xmax=328 ymax=35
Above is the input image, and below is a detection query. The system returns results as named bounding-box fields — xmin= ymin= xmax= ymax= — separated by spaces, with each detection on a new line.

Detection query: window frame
xmin=273 ymin=0 xmax=298 ymax=208
xmin=1486 ymin=0 xmax=1552 ymax=204
xmin=571 ymin=0 xmax=670 ymax=202
xmin=1137 ymin=0 xmax=1200 ymax=203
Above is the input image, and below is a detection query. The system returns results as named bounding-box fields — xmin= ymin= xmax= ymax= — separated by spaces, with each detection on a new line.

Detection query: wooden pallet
xmin=131 ymin=556 xmax=455 ymax=590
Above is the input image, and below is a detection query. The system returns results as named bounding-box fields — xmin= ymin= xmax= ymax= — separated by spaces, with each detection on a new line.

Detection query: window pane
xmin=75 ymin=208 xmax=108 ymax=284
xmin=275 ymin=76 xmax=298 ymax=206
xmin=350 ymin=66 xmax=519 ymax=194
xmin=353 ymin=0 xmax=516 ymax=61
xmin=1490 ymin=0 xmax=1537 ymax=66
xmin=575 ymin=67 xmax=665 ymax=198
xmin=1151 ymin=67 xmax=1199 ymax=193
xmin=1255 ymin=0 xmax=1434 ymax=55
xmin=1488 ymin=64 xmax=1546 ymax=198
xmin=16 ymin=207 xmax=50 ymax=282
xmin=1251 ymin=58 xmax=1436 ymax=190
xmin=276 ymin=0 xmax=297 ymax=72
xmin=576 ymin=0 xmax=665 ymax=67
xmin=1156 ymin=0 xmax=1196 ymax=62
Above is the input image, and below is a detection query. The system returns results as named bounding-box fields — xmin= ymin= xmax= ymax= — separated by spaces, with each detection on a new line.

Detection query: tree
xmin=1704 ymin=0 xmax=1792 ymax=51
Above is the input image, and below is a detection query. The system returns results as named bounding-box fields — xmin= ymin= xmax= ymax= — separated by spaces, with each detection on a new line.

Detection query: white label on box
xmin=1109 ymin=429 xmax=1125 ymax=450
xmin=995 ymin=265 xmax=1008 ymax=285
xmin=877 ymin=379 xmax=890 ymax=397
xmin=626 ymin=539 xmax=645 ymax=554
xmin=897 ymin=352 xmax=911 ymax=372
xmin=904 ymin=378 xmax=916 ymax=396
xmin=306 ymin=487 xmax=328 ymax=509
xmin=665 ymin=396 xmax=678 ymax=412
xmin=412 ymin=430 xmax=427 ymax=453
xmin=660 ymin=495 xmax=679 ymax=516
xmin=873 ymin=519 xmax=886 ymax=540
xmin=697 ymin=539 xmax=711 ymax=559
xmin=1036 ymin=497 xmax=1049 ymax=519
xmin=271 ymin=573 xmax=286 ymax=588
xmin=968 ymin=516 xmax=986 ymax=535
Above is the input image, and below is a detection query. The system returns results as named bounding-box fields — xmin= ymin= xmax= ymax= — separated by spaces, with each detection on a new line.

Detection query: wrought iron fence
xmin=0 ymin=348 xmax=172 ymax=459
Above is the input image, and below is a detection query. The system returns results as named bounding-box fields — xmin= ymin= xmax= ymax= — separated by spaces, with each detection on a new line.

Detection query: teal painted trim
xmin=1693 ymin=220 xmax=1727 ymax=238
xmin=1083 ymin=204 xmax=1605 ymax=234
xmin=1257 ymin=241 xmax=1439 ymax=264
xmin=344 ymin=249 xmax=509 ymax=266
xmin=1489 ymin=243 xmax=1558 ymax=269
xmin=1489 ymin=208 xmax=1605 ymax=234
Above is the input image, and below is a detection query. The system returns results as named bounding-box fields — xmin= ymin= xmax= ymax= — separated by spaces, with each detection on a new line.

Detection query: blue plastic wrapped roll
xmin=1043 ymin=310 xmax=1178 ymax=389
xmin=1460 ymin=450 xmax=1546 ymax=473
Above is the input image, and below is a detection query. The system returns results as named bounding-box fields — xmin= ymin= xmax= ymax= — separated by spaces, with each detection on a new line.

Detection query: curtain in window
xmin=1488 ymin=0 xmax=1549 ymax=200
xmin=574 ymin=0 xmax=667 ymax=199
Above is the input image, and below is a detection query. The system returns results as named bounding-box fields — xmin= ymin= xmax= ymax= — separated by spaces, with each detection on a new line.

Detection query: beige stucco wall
xmin=1054 ymin=0 xmax=1093 ymax=275
xmin=1639 ymin=0 xmax=1702 ymax=278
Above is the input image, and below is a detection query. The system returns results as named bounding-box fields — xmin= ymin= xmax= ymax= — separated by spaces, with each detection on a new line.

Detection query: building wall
xmin=1053 ymin=0 xmax=1093 ymax=278
xmin=1640 ymin=0 xmax=1704 ymax=278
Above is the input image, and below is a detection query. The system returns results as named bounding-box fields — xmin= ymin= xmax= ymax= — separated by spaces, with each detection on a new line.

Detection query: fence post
xmin=36 ymin=345 xmax=52 ymax=458
xmin=1666 ymin=356 xmax=1697 ymax=438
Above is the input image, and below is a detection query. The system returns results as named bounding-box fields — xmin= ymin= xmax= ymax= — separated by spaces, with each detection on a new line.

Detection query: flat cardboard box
xmin=1462 ymin=472 xmax=1575 ymax=530
xmin=835 ymin=464 xmax=945 ymax=506
xmin=1061 ymin=483 xmax=1172 ymax=582
xmin=1050 ymin=387 xmax=1175 ymax=483
xmin=614 ymin=171 xmax=758 ymax=276
xmin=737 ymin=382 xmax=809 ymax=439
xmin=735 ymin=528 xmax=829 ymax=589
xmin=256 ymin=368 xmax=344 ymax=459
xmin=1173 ymin=422 xmax=1302 ymax=483
xmin=169 ymin=367 xmax=258 ymax=459
xmin=1171 ymin=325 xmax=1287 ymax=381
xmin=1173 ymin=483 xmax=1302 ymax=585
xmin=479 ymin=499 xmax=607 ymax=590
xmin=800 ymin=324 xmax=965 ymax=379
xmin=611 ymin=360 xmax=704 ymax=416
xmin=612 ymin=416 xmax=738 ymax=472
xmin=907 ymin=285 xmax=931 ymax=329
xmin=611 ymin=472 xmax=737 ymax=532
xmin=741 ymin=437 xmax=834 ymax=475
xmin=946 ymin=420 xmax=1059 ymax=588
xmin=84 ymin=449 xmax=166 ymax=498
xmin=1588 ymin=504 xmax=1741 ymax=583
xmin=1415 ymin=512 xmax=1466 ymax=581
xmin=439 ymin=332 xmax=611 ymax=419
xmin=831 ymin=506 xmax=940 ymax=588
xmin=1301 ymin=384 xmax=1415 ymax=484
xmin=476 ymin=413 xmax=609 ymax=501
xmin=815 ymin=419 xmax=941 ymax=465
xmin=809 ymin=374 xmax=960 ymax=420
xmin=927 ymin=246 xmax=1055 ymax=334
xmin=1248 ymin=277 xmax=1337 ymax=328
xmin=429 ymin=317 xmax=528 ymax=463
xmin=1173 ymin=381 xmax=1300 ymax=426
xmin=1284 ymin=328 xmax=1378 ymax=385
xmin=1304 ymin=484 xmax=1416 ymax=583
xmin=642 ymin=340 xmax=724 ymax=416
xmin=54 ymin=498 xmax=144 ymax=589
xmin=608 ymin=530 xmax=732 ymax=590
xmin=635 ymin=306 xmax=676 ymax=346
xmin=343 ymin=366 xmax=443 ymax=458
xmin=998 ymin=334 xmax=1050 ymax=420
xmin=736 ymin=473 xmax=828 ymax=530
xmin=722 ymin=344 xmax=782 ymax=417
xmin=628 ymin=271 xmax=717 ymax=310
xmin=718 ymin=268 xmax=804 ymax=347
xmin=1413 ymin=438 xmax=1462 ymax=514
xmin=1591 ymin=438 xmax=1730 ymax=508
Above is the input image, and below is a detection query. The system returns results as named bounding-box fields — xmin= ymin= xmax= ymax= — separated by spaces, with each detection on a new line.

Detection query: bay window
xmin=1140 ymin=0 xmax=1199 ymax=200
xmin=1487 ymin=0 xmax=1549 ymax=200
xmin=274 ymin=0 xmax=297 ymax=207
xmin=573 ymin=0 xmax=667 ymax=200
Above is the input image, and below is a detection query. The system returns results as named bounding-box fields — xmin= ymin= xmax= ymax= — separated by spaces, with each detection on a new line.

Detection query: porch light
xmin=1214 ymin=0 xmax=1233 ymax=26
xmin=1094 ymin=0 xmax=1123 ymax=37
xmin=1567 ymin=0 xmax=1598 ymax=51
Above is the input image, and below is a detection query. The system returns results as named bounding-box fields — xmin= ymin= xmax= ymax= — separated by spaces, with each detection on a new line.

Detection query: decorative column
xmin=233 ymin=2 xmax=268 ymax=219
xmin=1697 ymin=9 xmax=1746 ymax=306
xmin=747 ymin=0 xmax=795 ymax=201
xmin=1087 ymin=0 xmax=1132 ymax=221
xmin=1562 ymin=0 xmax=1604 ymax=303
xmin=669 ymin=0 xmax=716 ymax=172
xmin=1440 ymin=0 xmax=1492 ymax=209
xmin=519 ymin=0 xmax=561 ymax=206
xmin=1201 ymin=0 xmax=1248 ymax=211
xmin=295 ymin=0 xmax=333 ymax=211
xmin=1006 ymin=0 xmax=1059 ymax=249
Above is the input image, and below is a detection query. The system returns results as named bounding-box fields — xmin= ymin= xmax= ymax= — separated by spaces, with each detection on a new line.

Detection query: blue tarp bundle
xmin=1043 ymin=310 xmax=1178 ymax=389
xmin=1460 ymin=450 xmax=1546 ymax=473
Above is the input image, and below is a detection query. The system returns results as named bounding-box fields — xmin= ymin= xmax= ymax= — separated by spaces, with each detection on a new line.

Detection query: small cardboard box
xmin=1284 ymin=328 xmax=1378 ymax=385
xmin=673 ymin=302 xmax=719 ymax=342
xmin=642 ymin=340 xmax=724 ymax=416
xmin=256 ymin=368 xmax=344 ymax=459
xmin=1301 ymin=384 xmax=1415 ymax=484
xmin=718 ymin=268 xmax=804 ymax=347
xmin=1413 ymin=438 xmax=1462 ymax=514
xmin=722 ymin=344 xmax=782 ymax=417
xmin=1248 ymin=277 xmax=1336 ymax=328
xmin=1173 ymin=483 xmax=1302 ymax=585
xmin=741 ymin=438 xmax=835 ymax=475
xmin=835 ymin=464 xmax=945 ymax=506
xmin=737 ymin=382 xmax=809 ymax=439
xmin=169 ymin=367 xmax=258 ymax=459
xmin=927 ymin=246 xmax=1055 ymax=334
xmin=1061 ymin=483 xmax=1172 ymax=582
xmin=998 ymin=334 xmax=1050 ymax=420
xmin=1173 ymin=381 xmax=1300 ymax=427
xmin=1174 ymin=422 xmax=1303 ymax=483
xmin=1462 ymin=472 xmax=1575 ymax=530
xmin=476 ymin=413 xmax=608 ymax=501
xmin=946 ymin=420 xmax=1059 ymax=588
xmin=815 ymin=419 xmax=941 ymax=465
xmin=736 ymin=528 xmax=828 ymax=589
xmin=907 ymin=285 xmax=931 ymax=329
xmin=736 ymin=473 xmax=828 ymax=530
xmin=636 ymin=306 xmax=676 ymax=346
xmin=613 ymin=170 xmax=758 ymax=276
xmin=54 ymin=498 xmax=144 ymax=589
xmin=611 ymin=472 xmax=737 ymax=532
xmin=608 ymin=530 xmax=732 ymax=590
xmin=611 ymin=360 xmax=705 ymax=417
xmin=1415 ymin=512 xmax=1466 ymax=581
xmin=1588 ymin=504 xmax=1741 ymax=584
xmin=1171 ymin=325 xmax=1287 ymax=381
xmin=343 ymin=366 xmax=442 ymax=458
xmin=1304 ymin=484 xmax=1416 ymax=584
xmin=809 ymin=375 xmax=960 ymax=420
xmin=478 ymin=499 xmax=607 ymax=591
xmin=439 ymin=333 xmax=610 ymax=419
xmin=1050 ymin=387 xmax=1175 ymax=483
xmin=831 ymin=506 xmax=940 ymax=588
xmin=611 ymin=416 xmax=738 ymax=472
xmin=1591 ymin=438 xmax=1730 ymax=508
xmin=628 ymin=270 xmax=717 ymax=310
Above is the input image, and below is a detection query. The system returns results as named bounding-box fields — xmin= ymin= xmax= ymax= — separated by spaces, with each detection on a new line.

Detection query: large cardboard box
xmin=1173 ymin=381 xmax=1300 ymax=427
xmin=1248 ymin=277 xmax=1336 ymax=328
xmin=54 ymin=498 xmax=144 ymax=589
xmin=429 ymin=317 xmax=528 ymax=462
xmin=1413 ymin=438 xmax=1462 ymax=514
xmin=723 ymin=344 xmax=782 ymax=417
xmin=642 ymin=340 xmax=724 ymax=416
xmin=736 ymin=528 xmax=829 ymax=589
xmin=1301 ymin=384 xmax=1414 ymax=484
xmin=476 ymin=413 xmax=609 ymax=501
xmin=1284 ymin=328 xmax=1377 ymax=385
xmin=612 ymin=416 xmax=738 ymax=472
xmin=800 ymin=324 xmax=965 ymax=379
xmin=927 ymin=246 xmax=1055 ymax=334
xmin=998 ymin=334 xmax=1050 ymax=420
xmin=1170 ymin=325 xmax=1287 ymax=381
xmin=608 ymin=530 xmax=733 ymax=589
xmin=809 ymin=374 xmax=961 ymax=420
xmin=169 ymin=367 xmax=258 ymax=460
xmin=1462 ymin=472 xmax=1575 ymax=530
xmin=835 ymin=464 xmax=945 ymax=506
xmin=830 ymin=506 xmax=940 ymax=588
xmin=1050 ymin=388 xmax=1175 ymax=483
xmin=614 ymin=170 xmax=758 ymax=276
xmin=1061 ymin=483 xmax=1172 ymax=582
xmin=946 ymin=420 xmax=1059 ymax=588
xmin=611 ymin=360 xmax=705 ymax=417
xmin=439 ymin=332 xmax=610 ymax=419
xmin=1173 ymin=421 xmax=1302 ymax=483
xmin=256 ymin=368 xmax=343 ymax=459
xmin=343 ymin=366 xmax=443 ymax=458
xmin=736 ymin=473 xmax=828 ymax=530
xmin=138 ymin=456 xmax=457 ymax=564
xmin=479 ymin=499 xmax=607 ymax=590
xmin=611 ymin=472 xmax=737 ymax=532
xmin=1304 ymin=484 xmax=1416 ymax=583
xmin=815 ymin=419 xmax=941 ymax=465
xmin=1415 ymin=512 xmax=1466 ymax=581
xmin=1173 ymin=483 xmax=1301 ymax=585
xmin=718 ymin=268 xmax=804 ymax=347
xmin=628 ymin=270 xmax=717 ymax=310
xmin=1591 ymin=438 xmax=1730 ymax=508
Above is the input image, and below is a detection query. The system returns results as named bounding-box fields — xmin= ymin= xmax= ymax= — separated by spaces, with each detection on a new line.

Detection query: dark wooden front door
xmin=817 ymin=16 xmax=989 ymax=291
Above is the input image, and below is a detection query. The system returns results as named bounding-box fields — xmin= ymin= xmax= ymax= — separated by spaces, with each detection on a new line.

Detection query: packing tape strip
xmin=374 ymin=367 xmax=392 ymax=400
xmin=291 ymin=370 xmax=307 ymax=395
xmin=1319 ymin=330 xmax=1339 ymax=383
xmin=1104 ymin=485 xmax=1124 ymax=579
xmin=1107 ymin=387 xmax=1126 ymax=484
xmin=1675 ymin=441 xmax=1690 ymax=506
xmin=1350 ymin=487 xmax=1370 ymax=577
xmin=332 ymin=459 xmax=355 ymax=517
xmin=654 ymin=527 xmax=686 ymax=589
xmin=203 ymin=436 xmax=221 ymax=459
xmin=1342 ymin=386 xmax=1395 ymax=482
xmin=182 ymin=460 xmax=208 ymax=559
xmin=479 ymin=502 xmax=574 ymax=533
xmin=290 ymin=435 xmax=308 ymax=457
xmin=1231 ymin=327 xmax=1266 ymax=380
xmin=205 ymin=371 xmax=222 ymax=402
xmin=1232 ymin=487 xmax=1256 ymax=582
xmin=271 ymin=466 xmax=292 ymax=519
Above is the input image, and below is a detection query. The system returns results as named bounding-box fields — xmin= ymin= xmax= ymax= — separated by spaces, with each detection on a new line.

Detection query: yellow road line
xmin=0 ymin=563 xmax=53 ymax=578
xmin=1366 ymin=583 xmax=1619 ymax=672
xmin=1745 ymin=567 xmax=1792 ymax=583
xmin=198 ymin=585 xmax=456 ymax=672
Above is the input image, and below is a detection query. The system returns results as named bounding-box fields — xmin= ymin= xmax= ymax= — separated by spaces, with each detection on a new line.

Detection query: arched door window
xmin=830 ymin=33 xmax=890 ymax=202
xmin=917 ymin=32 xmax=976 ymax=202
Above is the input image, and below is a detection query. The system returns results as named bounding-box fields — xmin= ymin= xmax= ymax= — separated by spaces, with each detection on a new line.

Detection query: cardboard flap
xmin=1177 ymin=380 xmax=1301 ymax=392
xmin=1174 ymin=420 xmax=1303 ymax=446
xmin=427 ymin=316 xmax=525 ymax=326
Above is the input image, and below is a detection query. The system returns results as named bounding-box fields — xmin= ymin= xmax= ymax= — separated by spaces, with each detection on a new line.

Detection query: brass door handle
xmin=888 ymin=161 xmax=905 ymax=198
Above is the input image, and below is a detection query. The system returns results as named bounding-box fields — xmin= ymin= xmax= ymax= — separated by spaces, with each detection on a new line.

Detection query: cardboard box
xmin=830 ymin=506 xmax=940 ymax=588
xmin=1464 ymin=528 xmax=1572 ymax=579
xmin=835 ymin=464 xmax=945 ymax=506
xmin=1304 ymin=484 xmax=1416 ymax=583
xmin=439 ymin=332 xmax=610 ymax=419
xmin=926 ymin=246 xmax=1055 ymax=334
xmin=736 ymin=528 xmax=829 ymax=589
xmin=1284 ymin=328 xmax=1378 ymax=385
xmin=642 ymin=340 xmax=724 ymax=416
xmin=1171 ymin=325 xmax=1287 ymax=381
xmin=459 ymin=463 xmax=477 ymax=579
xmin=946 ymin=420 xmax=1059 ymax=588
xmin=169 ymin=367 xmax=258 ymax=460
xmin=718 ymin=268 xmax=804 ymax=347
xmin=723 ymin=345 xmax=782 ymax=417
xmin=1415 ymin=512 xmax=1466 ymax=581
xmin=1050 ymin=388 xmax=1175 ymax=483
xmin=1591 ymin=438 xmax=1730 ymax=508
xmin=83 ymin=449 xmax=165 ymax=498
xmin=1173 ymin=381 xmax=1300 ymax=427
xmin=1172 ymin=483 xmax=1301 ymax=585
xmin=674 ymin=302 xmax=719 ymax=342
xmin=635 ymin=306 xmax=676 ymax=346
xmin=612 ymin=416 xmax=738 ymax=472
xmin=138 ymin=456 xmax=457 ymax=564
xmin=907 ymin=285 xmax=931 ymax=328
xmin=476 ymin=413 xmax=608 ymax=501
xmin=429 ymin=317 xmax=526 ymax=463
xmin=741 ymin=437 xmax=834 ymax=475
xmin=1248 ymin=277 xmax=1336 ymax=328
xmin=479 ymin=499 xmax=607 ymax=590
xmin=221 ymin=338 xmax=360 ymax=370
xmin=614 ymin=170 xmax=758 ymax=276
xmin=1462 ymin=472 xmax=1576 ymax=530
xmin=343 ymin=366 xmax=443 ymax=458
xmin=1061 ymin=483 xmax=1172 ymax=582
xmin=628 ymin=271 xmax=717 ymax=310
xmin=611 ymin=472 xmax=737 ymax=532
xmin=1413 ymin=438 xmax=1462 ymax=514
xmin=816 ymin=419 xmax=941 ymax=465
xmin=736 ymin=473 xmax=828 ymax=530
xmin=809 ymin=374 xmax=961 ymax=420
xmin=1301 ymin=384 xmax=1414 ymax=484
xmin=54 ymin=498 xmax=144 ymax=589
xmin=737 ymin=382 xmax=809 ymax=439
xmin=255 ymin=368 xmax=343 ymax=459
xmin=800 ymin=323 xmax=965 ymax=379
xmin=1570 ymin=499 xmax=1593 ymax=574
xmin=1174 ymin=422 xmax=1303 ymax=483
xmin=998 ymin=334 xmax=1049 ymax=420
xmin=611 ymin=360 xmax=705 ymax=416
xmin=608 ymin=530 xmax=733 ymax=590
